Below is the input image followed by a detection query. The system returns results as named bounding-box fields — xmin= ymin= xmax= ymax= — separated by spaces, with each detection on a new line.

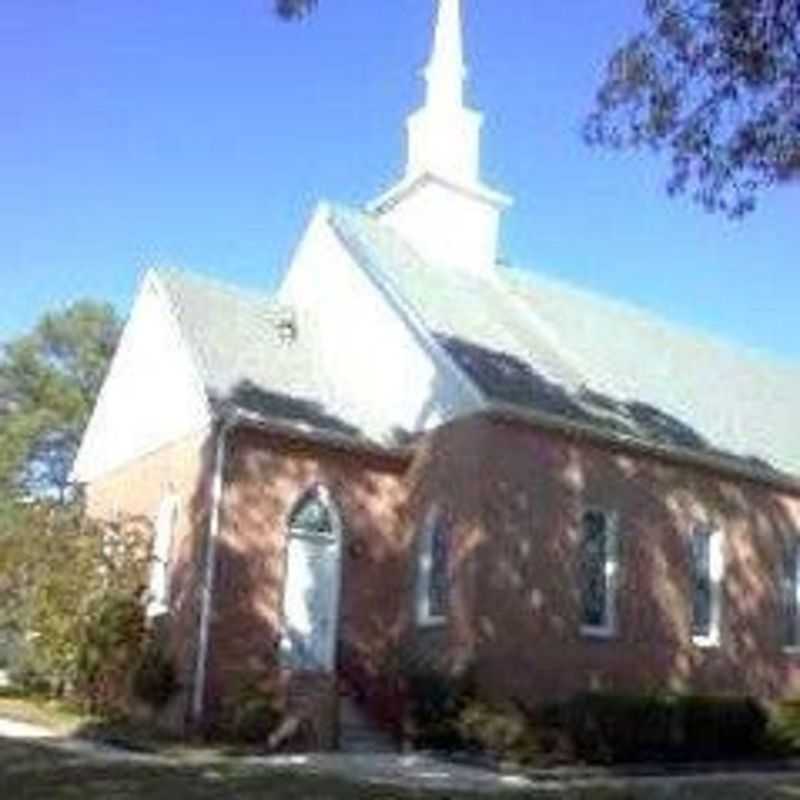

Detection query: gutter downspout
xmin=191 ymin=416 xmax=232 ymax=726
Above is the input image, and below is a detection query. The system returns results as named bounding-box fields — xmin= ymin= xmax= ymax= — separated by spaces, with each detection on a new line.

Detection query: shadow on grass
xmin=6 ymin=736 xmax=800 ymax=800
xmin=74 ymin=715 xmax=286 ymax=759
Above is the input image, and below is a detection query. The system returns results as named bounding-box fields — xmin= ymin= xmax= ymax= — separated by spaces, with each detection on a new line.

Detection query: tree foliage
xmin=585 ymin=0 xmax=800 ymax=216
xmin=0 ymin=502 xmax=151 ymax=711
xmin=0 ymin=301 xmax=120 ymax=500
xmin=274 ymin=0 xmax=317 ymax=20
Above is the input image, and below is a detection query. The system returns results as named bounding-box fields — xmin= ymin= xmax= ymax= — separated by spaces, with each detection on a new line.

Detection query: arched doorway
xmin=280 ymin=485 xmax=342 ymax=672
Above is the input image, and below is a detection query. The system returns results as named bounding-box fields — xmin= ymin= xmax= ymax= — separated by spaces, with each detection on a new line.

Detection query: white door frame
xmin=280 ymin=485 xmax=343 ymax=673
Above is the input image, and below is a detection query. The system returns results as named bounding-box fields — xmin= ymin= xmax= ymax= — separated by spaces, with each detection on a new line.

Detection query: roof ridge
xmin=154 ymin=265 xmax=286 ymax=311
xmin=503 ymin=265 xmax=800 ymax=376
xmin=331 ymin=205 xmax=587 ymax=388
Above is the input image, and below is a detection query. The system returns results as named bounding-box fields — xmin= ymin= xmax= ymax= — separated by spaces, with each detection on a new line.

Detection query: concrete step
xmin=338 ymin=696 xmax=398 ymax=753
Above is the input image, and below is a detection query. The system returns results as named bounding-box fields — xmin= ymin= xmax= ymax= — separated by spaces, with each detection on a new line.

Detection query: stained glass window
xmin=428 ymin=514 xmax=449 ymax=619
xmin=783 ymin=541 xmax=800 ymax=648
xmin=417 ymin=507 xmax=449 ymax=624
xmin=691 ymin=528 xmax=712 ymax=638
xmin=690 ymin=524 xmax=722 ymax=645
xmin=288 ymin=487 xmax=336 ymax=541
xmin=580 ymin=510 xmax=611 ymax=630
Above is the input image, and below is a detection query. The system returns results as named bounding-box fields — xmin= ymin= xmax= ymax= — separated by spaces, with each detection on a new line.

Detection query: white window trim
xmin=783 ymin=541 xmax=800 ymax=654
xmin=579 ymin=508 xmax=619 ymax=639
xmin=416 ymin=506 xmax=448 ymax=628
xmin=146 ymin=493 xmax=179 ymax=619
xmin=287 ymin=484 xmax=340 ymax=543
xmin=691 ymin=524 xmax=723 ymax=649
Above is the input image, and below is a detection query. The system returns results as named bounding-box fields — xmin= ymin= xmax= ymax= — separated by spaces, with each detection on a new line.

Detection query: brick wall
xmin=413 ymin=414 xmax=800 ymax=708
xmin=206 ymin=426 xmax=411 ymax=745
xmin=84 ymin=428 xmax=214 ymax=731
xmin=83 ymin=412 xmax=800 ymax=745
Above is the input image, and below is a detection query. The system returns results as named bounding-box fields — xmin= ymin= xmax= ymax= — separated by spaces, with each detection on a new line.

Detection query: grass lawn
xmin=4 ymin=739 xmax=800 ymax=800
xmin=4 ymin=696 xmax=800 ymax=799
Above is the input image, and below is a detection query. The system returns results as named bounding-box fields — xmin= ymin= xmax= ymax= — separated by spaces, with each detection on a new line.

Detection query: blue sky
xmin=1 ymin=0 xmax=798 ymax=361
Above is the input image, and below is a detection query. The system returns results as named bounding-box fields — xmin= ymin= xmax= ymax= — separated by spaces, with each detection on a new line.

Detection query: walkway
xmin=5 ymin=714 xmax=800 ymax=795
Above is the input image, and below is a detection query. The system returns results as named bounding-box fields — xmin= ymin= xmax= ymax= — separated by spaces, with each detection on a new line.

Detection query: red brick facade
xmin=208 ymin=426 xmax=411 ymax=744
xmin=84 ymin=412 xmax=800 ymax=746
xmin=415 ymin=414 xmax=800 ymax=707
xmin=84 ymin=429 xmax=214 ymax=731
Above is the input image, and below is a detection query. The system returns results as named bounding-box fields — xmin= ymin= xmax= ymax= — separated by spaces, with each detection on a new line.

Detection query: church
xmin=72 ymin=0 xmax=800 ymax=746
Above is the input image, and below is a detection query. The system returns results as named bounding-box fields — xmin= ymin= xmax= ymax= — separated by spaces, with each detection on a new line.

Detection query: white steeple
xmin=407 ymin=0 xmax=480 ymax=186
xmin=424 ymin=0 xmax=466 ymax=111
xmin=371 ymin=0 xmax=511 ymax=275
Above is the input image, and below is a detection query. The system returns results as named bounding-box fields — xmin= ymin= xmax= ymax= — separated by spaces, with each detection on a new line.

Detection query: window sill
xmin=692 ymin=634 xmax=720 ymax=649
xmin=580 ymin=625 xmax=616 ymax=640
xmin=145 ymin=603 xmax=171 ymax=620
xmin=783 ymin=646 xmax=800 ymax=656
xmin=417 ymin=615 xmax=446 ymax=629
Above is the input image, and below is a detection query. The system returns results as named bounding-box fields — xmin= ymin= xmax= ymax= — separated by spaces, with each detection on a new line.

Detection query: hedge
xmin=404 ymin=670 xmax=771 ymax=764
xmin=557 ymin=691 xmax=769 ymax=763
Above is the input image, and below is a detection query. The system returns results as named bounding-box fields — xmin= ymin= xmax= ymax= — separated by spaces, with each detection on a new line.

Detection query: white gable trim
xmin=71 ymin=270 xmax=212 ymax=484
xmin=370 ymin=172 xmax=511 ymax=217
xmin=147 ymin=268 xmax=214 ymax=413
xmin=326 ymin=206 xmax=487 ymax=413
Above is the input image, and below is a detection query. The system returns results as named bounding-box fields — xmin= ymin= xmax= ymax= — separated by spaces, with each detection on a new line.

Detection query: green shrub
xmin=75 ymin=591 xmax=146 ymax=715
xmin=404 ymin=668 xmax=474 ymax=751
xmin=220 ymin=677 xmax=284 ymax=744
xmin=457 ymin=700 xmax=541 ymax=764
xmin=767 ymin=698 xmax=800 ymax=754
xmin=680 ymin=694 xmax=767 ymax=759
xmin=401 ymin=670 xmax=769 ymax=765
xmin=130 ymin=637 xmax=177 ymax=710
xmin=561 ymin=691 xmax=768 ymax=764
xmin=0 ymin=504 xmax=150 ymax=708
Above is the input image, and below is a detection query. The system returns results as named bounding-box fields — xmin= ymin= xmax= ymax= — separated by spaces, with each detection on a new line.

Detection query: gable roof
xmin=155 ymin=268 xmax=360 ymax=438
xmin=328 ymin=205 xmax=800 ymax=480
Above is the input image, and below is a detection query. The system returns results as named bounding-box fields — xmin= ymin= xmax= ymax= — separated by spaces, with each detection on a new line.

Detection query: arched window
xmin=287 ymin=487 xmax=338 ymax=542
xmin=147 ymin=493 xmax=179 ymax=618
xmin=416 ymin=506 xmax=449 ymax=626
xmin=280 ymin=485 xmax=342 ymax=672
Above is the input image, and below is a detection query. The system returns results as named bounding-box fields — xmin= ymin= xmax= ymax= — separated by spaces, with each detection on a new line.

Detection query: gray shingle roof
xmin=156 ymin=268 xmax=360 ymax=438
xmin=329 ymin=205 xmax=800 ymax=479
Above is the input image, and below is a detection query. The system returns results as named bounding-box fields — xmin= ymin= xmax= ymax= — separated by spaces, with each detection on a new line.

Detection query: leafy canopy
xmin=0 ymin=501 xmax=151 ymax=710
xmin=586 ymin=0 xmax=800 ymax=216
xmin=271 ymin=0 xmax=800 ymax=217
xmin=0 ymin=301 xmax=120 ymax=500
xmin=274 ymin=0 xmax=317 ymax=20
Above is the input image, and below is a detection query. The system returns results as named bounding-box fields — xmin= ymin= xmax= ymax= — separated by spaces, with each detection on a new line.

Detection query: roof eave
xmin=217 ymin=405 xmax=416 ymax=463
xmin=485 ymin=401 xmax=800 ymax=496
xmin=368 ymin=171 xmax=512 ymax=215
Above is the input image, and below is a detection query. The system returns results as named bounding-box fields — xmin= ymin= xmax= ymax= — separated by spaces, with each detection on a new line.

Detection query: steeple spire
xmin=370 ymin=0 xmax=511 ymax=275
xmin=424 ymin=0 xmax=466 ymax=111
xmin=403 ymin=0 xmax=480 ymax=186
